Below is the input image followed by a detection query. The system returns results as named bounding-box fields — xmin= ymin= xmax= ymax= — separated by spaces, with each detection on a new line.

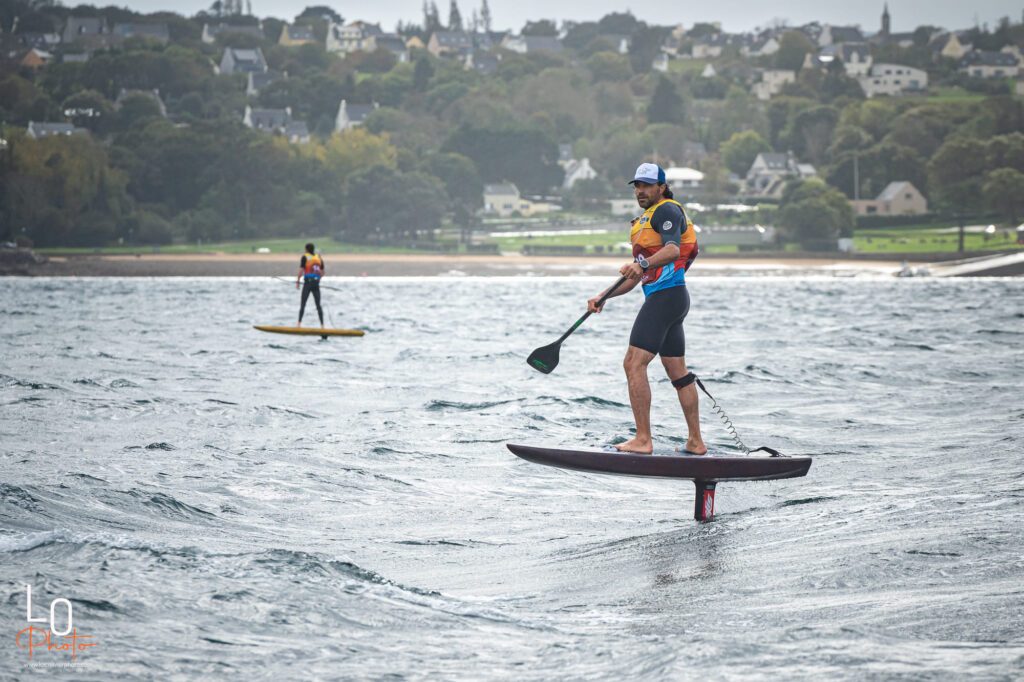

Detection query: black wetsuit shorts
xmin=629 ymin=285 xmax=690 ymax=357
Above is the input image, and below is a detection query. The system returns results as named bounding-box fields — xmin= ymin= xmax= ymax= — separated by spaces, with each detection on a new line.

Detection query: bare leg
xmin=617 ymin=345 xmax=656 ymax=454
xmin=661 ymin=356 xmax=707 ymax=455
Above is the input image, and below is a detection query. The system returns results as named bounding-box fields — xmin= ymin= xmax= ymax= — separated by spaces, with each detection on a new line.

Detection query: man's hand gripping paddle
xmin=527 ymin=275 xmax=628 ymax=374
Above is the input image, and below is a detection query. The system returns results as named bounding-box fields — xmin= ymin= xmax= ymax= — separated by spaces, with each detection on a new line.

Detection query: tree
xmin=297 ymin=5 xmax=342 ymax=23
xmin=323 ymin=127 xmax=399 ymax=189
xmin=596 ymin=12 xmax=639 ymax=35
xmin=423 ymin=1 xmax=442 ymax=34
xmin=777 ymin=178 xmax=854 ymax=250
xmin=448 ymin=0 xmax=463 ymax=31
xmin=480 ymin=0 xmax=492 ymax=32
xmin=563 ymin=176 xmax=612 ymax=212
xmin=721 ymin=130 xmax=772 ymax=176
xmin=628 ymin=24 xmax=669 ymax=74
xmin=927 ymin=136 xmax=989 ymax=211
xmin=789 ymin=105 xmax=839 ymax=167
xmin=647 ymin=76 xmax=684 ymax=125
xmin=983 ymin=168 xmax=1024 ymax=223
xmin=442 ymin=123 xmax=561 ymax=195
xmin=413 ymin=56 xmax=435 ymax=91
xmin=342 ymin=166 xmax=446 ymax=242
xmin=586 ymin=52 xmax=632 ymax=82
xmin=774 ymin=31 xmax=815 ymax=71
xmin=522 ymin=20 xmax=558 ymax=37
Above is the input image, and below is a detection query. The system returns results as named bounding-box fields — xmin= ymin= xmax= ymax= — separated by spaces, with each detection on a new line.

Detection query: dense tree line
xmin=1 ymin=0 xmax=1023 ymax=248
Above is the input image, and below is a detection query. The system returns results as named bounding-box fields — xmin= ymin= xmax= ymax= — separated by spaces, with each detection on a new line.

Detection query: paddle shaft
xmin=275 ymin=276 xmax=344 ymax=293
xmin=555 ymin=275 xmax=629 ymax=345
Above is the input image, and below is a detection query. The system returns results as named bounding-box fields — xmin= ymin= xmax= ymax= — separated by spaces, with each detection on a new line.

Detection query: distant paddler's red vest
xmin=630 ymin=198 xmax=698 ymax=288
xmin=302 ymin=253 xmax=323 ymax=280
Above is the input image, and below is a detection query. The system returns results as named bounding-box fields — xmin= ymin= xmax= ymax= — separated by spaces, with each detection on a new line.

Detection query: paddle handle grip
xmin=556 ymin=275 xmax=629 ymax=344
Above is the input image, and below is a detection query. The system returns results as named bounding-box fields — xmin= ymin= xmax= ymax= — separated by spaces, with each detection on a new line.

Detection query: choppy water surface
xmin=1 ymin=276 xmax=1022 ymax=679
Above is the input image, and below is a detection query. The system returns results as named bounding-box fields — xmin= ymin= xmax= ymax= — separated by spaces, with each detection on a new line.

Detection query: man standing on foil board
xmin=296 ymin=242 xmax=325 ymax=328
xmin=587 ymin=163 xmax=705 ymax=455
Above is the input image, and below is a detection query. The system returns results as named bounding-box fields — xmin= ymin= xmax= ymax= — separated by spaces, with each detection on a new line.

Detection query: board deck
xmin=507 ymin=444 xmax=811 ymax=482
xmin=253 ymin=325 xmax=364 ymax=337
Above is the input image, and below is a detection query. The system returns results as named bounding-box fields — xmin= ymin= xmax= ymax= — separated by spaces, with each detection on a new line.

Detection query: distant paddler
xmin=586 ymin=163 xmax=704 ymax=455
xmin=295 ymin=242 xmax=325 ymax=328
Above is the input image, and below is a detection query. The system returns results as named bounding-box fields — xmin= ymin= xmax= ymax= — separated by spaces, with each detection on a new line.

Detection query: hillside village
xmin=1 ymin=0 xmax=1024 ymax=250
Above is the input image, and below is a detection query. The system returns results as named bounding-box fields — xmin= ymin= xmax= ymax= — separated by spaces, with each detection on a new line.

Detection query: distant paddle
xmin=527 ymin=275 xmax=628 ymax=374
xmin=273 ymin=276 xmax=344 ymax=293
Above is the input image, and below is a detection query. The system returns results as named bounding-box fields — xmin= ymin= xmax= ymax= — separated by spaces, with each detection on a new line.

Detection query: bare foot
xmin=683 ymin=439 xmax=708 ymax=456
xmin=295 ymin=321 xmax=302 ymax=328
xmin=615 ymin=437 xmax=653 ymax=454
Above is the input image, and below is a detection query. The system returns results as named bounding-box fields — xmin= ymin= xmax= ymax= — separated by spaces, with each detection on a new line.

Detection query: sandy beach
xmin=6 ymin=252 xmax=914 ymax=277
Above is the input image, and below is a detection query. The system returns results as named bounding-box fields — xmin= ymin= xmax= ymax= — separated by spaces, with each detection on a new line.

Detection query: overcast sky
xmin=122 ymin=0 xmax=1022 ymax=34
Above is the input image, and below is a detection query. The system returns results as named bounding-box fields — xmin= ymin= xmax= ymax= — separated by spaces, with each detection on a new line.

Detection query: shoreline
xmin=3 ymin=252 xmax=918 ymax=277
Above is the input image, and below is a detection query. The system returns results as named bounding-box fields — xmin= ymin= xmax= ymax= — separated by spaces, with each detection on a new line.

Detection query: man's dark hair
xmin=305 ymin=242 xmax=315 ymax=253
xmin=662 ymin=185 xmax=674 ymax=200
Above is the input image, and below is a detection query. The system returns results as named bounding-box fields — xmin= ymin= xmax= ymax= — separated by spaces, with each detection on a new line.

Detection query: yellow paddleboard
xmin=253 ymin=325 xmax=364 ymax=337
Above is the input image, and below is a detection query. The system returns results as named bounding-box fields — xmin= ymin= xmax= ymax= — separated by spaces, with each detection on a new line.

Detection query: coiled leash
xmin=672 ymin=372 xmax=783 ymax=457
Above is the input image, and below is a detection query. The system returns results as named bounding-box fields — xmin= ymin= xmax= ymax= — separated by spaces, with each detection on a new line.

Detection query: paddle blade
xmin=527 ymin=342 xmax=560 ymax=374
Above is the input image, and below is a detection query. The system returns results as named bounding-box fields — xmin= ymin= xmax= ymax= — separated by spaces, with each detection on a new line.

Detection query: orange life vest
xmin=630 ymin=198 xmax=698 ymax=286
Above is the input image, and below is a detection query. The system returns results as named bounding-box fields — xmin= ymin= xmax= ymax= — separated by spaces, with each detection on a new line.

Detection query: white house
xmin=959 ymin=50 xmax=1020 ymax=79
xmin=745 ymin=152 xmax=816 ymax=198
xmin=483 ymin=183 xmax=556 ymax=217
xmin=201 ymin=23 xmax=264 ymax=45
xmin=326 ymin=21 xmax=382 ymax=54
xmin=334 ymin=100 xmax=379 ymax=132
xmin=851 ymin=181 xmax=928 ymax=216
xmin=562 ymin=158 xmax=598 ymax=189
xmin=835 ymin=43 xmax=873 ymax=77
xmin=751 ymin=69 xmax=796 ymax=100
xmin=243 ymin=105 xmax=309 ymax=143
xmin=665 ymin=166 xmax=704 ymax=191
xmin=858 ymin=63 xmax=928 ymax=97
xmin=219 ymin=47 xmax=268 ymax=76
xmin=26 ymin=121 xmax=88 ymax=139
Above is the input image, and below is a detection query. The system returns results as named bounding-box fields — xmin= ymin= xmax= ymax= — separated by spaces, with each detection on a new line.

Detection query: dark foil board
xmin=507 ymin=444 xmax=811 ymax=482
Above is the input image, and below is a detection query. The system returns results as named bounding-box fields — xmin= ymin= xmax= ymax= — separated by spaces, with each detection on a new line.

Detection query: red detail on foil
xmin=703 ymin=490 xmax=715 ymax=519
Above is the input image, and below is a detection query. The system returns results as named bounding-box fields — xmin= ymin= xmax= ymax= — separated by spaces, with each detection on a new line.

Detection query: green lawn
xmin=854 ymin=227 xmax=1023 ymax=253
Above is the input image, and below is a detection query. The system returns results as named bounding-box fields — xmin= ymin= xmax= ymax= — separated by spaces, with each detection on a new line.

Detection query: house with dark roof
xmin=364 ymin=34 xmax=408 ymax=62
xmin=327 ymin=21 xmax=383 ymax=54
xmin=113 ymin=23 xmax=170 ymax=44
xmin=201 ymin=23 xmax=265 ymax=45
xmin=26 ymin=122 xmax=89 ymax=139
xmin=464 ymin=51 xmax=499 ymax=75
xmin=823 ymin=42 xmax=873 ymax=76
xmin=501 ymin=35 xmax=563 ymax=55
xmin=745 ymin=152 xmax=816 ymax=198
xmin=959 ymin=50 xmax=1020 ymax=79
xmin=61 ymin=17 xmax=108 ymax=45
xmin=279 ymin=24 xmax=317 ymax=47
xmin=428 ymin=31 xmax=473 ymax=58
xmin=220 ymin=47 xmax=268 ymax=75
xmin=819 ymin=25 xmax=864 ymax=47
xmin=242 ymin=105 xmax=310 ymax=143
xmin=334 ymin=100 xmax=379 ymax=132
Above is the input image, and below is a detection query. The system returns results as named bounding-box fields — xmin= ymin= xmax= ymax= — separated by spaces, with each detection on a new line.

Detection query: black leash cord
xmin=691 ymin=375 xmax=783 ymax=457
